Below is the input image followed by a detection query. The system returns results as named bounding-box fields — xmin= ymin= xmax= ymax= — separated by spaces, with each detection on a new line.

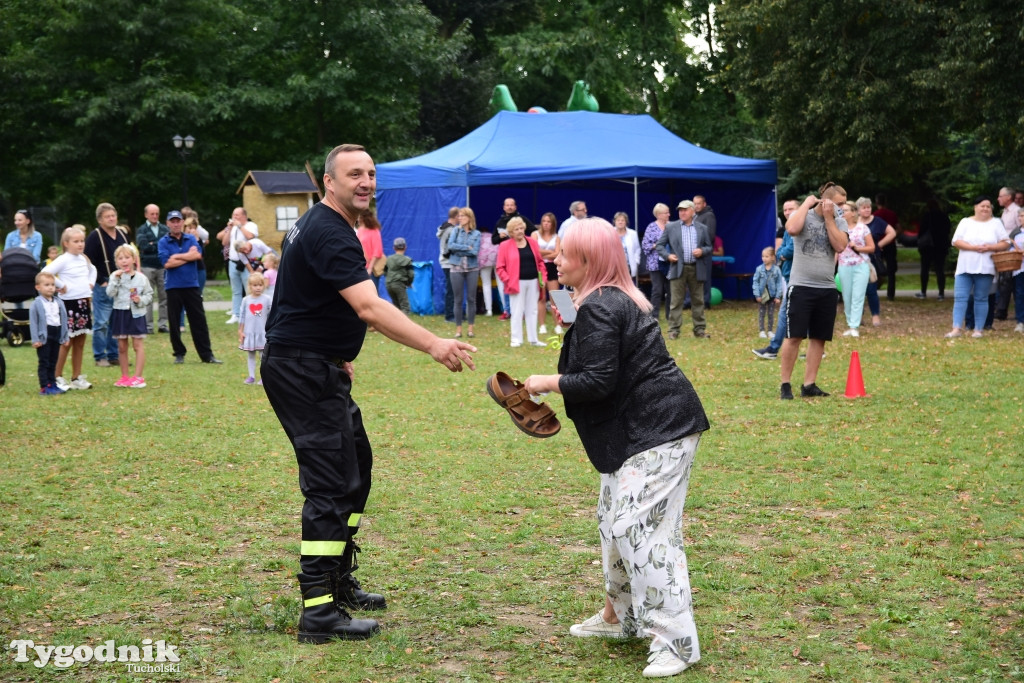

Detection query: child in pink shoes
xmin=107 ymin=245 xmax=152 ymax=388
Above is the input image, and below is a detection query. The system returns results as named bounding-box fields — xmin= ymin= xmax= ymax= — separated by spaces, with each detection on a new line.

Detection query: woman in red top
xmin=495 ymin=217 xmax=546 ymax=347
xmin=356 ymin=211 xmax=384 ymax=292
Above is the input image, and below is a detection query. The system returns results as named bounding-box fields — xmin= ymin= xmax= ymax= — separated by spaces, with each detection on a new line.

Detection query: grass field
xmin=1 ymin=297 xmax=1022 ymax=682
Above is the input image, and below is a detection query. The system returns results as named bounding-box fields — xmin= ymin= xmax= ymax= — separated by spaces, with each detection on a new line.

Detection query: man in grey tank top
xmin=779 ymin=183 xmax=849 ymax=400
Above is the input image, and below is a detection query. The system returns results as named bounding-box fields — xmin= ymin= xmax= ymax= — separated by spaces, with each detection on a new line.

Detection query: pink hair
xmin=561 ymin=218 xmax=652 ymax=313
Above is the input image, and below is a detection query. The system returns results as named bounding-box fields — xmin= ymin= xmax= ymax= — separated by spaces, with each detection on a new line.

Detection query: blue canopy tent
xmin=376 ymin=111 xmax=778 ymax=311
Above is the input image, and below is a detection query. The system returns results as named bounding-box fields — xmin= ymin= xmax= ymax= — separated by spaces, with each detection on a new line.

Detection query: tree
xmin=491 ymin=0 xmax=679 ymax=115
xmin=923 ymin=2 xmax=1024 ymax=169
xmin=0 ymin=0 xmax=463 ymax=230
xmin=487 ymin=1 xmax=765 ymax=158
xmin=418 ymin=0 xmax=538 ymax=145
xmin=0 ymin=0 xmax=248 ymax=224
xmin=717 ymin=0 xmax=950 ymax=191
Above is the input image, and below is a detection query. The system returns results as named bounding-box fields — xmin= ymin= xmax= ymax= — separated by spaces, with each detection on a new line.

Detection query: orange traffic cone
xmin=843 ymin=350 xmax=868 ymax=398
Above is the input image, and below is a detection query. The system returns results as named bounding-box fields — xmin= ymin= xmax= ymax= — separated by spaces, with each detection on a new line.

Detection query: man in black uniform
xmin=262 ymin=144 xmax=476 ymax=643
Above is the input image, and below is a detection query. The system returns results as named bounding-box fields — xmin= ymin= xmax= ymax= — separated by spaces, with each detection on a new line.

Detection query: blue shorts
xmin=110 ymin=309 xmax=148 ymax=338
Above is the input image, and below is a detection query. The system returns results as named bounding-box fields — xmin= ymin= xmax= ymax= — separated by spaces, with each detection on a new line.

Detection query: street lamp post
xmin=171 ymin=134 xmax=196 ymax=207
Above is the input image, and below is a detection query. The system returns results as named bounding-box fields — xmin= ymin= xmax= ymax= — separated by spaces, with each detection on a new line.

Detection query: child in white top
xmin=107 ymin=244 xmax=154 ymax=388
xmin=42 ymin=225 xmax=97 ymax=390
xmin=238 ymin=272 xmax=272 ymax=385
xmin=29 ymin=272 xmax=69 ymax=394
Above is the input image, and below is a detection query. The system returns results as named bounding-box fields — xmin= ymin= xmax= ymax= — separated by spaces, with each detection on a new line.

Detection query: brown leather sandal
xmin=486 ymin=372 xmax=561 ymax=439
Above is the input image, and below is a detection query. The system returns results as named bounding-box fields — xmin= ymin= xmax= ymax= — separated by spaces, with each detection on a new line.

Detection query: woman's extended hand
xmin=524 ymin=374 xmax=561 ymax=396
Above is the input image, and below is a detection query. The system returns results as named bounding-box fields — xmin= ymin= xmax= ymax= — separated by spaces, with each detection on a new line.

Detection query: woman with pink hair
xmin=524 ymin=218 xmax=709 ymax=678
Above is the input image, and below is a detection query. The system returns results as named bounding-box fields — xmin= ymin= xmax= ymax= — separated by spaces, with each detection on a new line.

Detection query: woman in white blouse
xmin=945 ymin=196 xmax=1011 ymax=338
xmin=613 ymin=212 xmax=641 ymax=282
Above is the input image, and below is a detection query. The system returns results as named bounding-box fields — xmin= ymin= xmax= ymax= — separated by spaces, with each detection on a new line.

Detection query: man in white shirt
xmin=558 ymin=200 xmax=588 ymax=238
xmin=218 ymin=207 xmax=259 ymax=323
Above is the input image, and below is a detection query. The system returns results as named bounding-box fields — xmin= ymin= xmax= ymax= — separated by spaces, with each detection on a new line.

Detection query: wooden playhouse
xmin=236 ymin=170 xmax=320 ymax=252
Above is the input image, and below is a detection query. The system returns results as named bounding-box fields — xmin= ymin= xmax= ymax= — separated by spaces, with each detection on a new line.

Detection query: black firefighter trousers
xmin=261 ymin=345 xmax=373 ymax=576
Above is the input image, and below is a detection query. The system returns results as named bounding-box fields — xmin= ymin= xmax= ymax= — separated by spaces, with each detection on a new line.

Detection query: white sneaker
xmin=843 ymin=328 xmax=859 ymax=337
xmin=539 ymin=324 xmax=548 ymax=334
xmin=555 ymin=325 xmax=564 ymax=334
xmin=55 ymin=376 xmax=70 ymax=391
xmin=568 ymin=612 xmax=626 ymax=639
xmin=226 ymin=315 xmax=239 ymax=324
xmin=758 ymin=330 xmax=768 ymax=338
xmin=70 ymin=375 xmax=93 ymax=390
xmin=530 ymin=341 xmax=547 ymax=347
xmin=1015 ymin=323 xmax=1024 ymax=333
xmin=510 ymin=343 xmax=522 ymax=348
xmin=643 ymin=649 xmax=693 ymax=677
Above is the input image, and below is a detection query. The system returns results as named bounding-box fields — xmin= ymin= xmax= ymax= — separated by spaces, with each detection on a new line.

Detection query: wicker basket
xmin=992 ymin=250 xmax=1023 ymax=273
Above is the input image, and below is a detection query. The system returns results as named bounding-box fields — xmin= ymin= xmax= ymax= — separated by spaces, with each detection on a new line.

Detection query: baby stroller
xmin=0 ymin=246 xmax=40 ymax=347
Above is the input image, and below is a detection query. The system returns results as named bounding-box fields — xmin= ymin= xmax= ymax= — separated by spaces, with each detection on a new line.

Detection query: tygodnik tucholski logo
xmin=9 ymin=638 xmax=181 ymax=672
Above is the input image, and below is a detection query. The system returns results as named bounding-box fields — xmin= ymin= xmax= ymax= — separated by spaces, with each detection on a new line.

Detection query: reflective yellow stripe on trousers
xmin=300 ymin=540 xmax=346 ymax=556
xmin=304 ymin=594 xmax=333 ymax=607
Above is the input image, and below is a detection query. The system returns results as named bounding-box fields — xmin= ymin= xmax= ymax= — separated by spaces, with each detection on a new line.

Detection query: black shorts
xmin=786 ymin=285 xmax=838 ymax=341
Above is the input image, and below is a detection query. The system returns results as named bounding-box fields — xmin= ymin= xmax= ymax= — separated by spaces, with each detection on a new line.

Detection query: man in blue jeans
xmin=752 ymin=199 xmax=798 ymax=359
xmin=83 ymin=202 xmax=130 ymax=366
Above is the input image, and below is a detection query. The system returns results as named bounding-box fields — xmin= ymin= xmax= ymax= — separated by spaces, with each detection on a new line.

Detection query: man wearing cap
xmin=158 ymin=210 xmax=222 ymax=365
xmin=656 ymin=200 xmax=713 ymax=339
xmin=384 ymin=237 xmax=414 ymax=315
xmin=135 ymin=204 xmax=169 ymax=333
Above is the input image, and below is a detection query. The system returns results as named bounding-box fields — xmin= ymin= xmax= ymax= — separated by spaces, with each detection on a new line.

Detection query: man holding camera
xmin=778 ymin=184 xmax=848 ymax=399
xmin=217 ymin=207 xmax=258 ymax=324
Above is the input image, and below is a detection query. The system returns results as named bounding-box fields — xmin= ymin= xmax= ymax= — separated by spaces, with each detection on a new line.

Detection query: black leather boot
xmin=297 ymin=572 xmax=380 ymax=643
xmin=335 ymin=542 xmax=387 ymax=611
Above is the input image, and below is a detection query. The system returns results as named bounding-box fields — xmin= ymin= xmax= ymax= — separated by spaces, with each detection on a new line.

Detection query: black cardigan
xmin=557 ymin=287 xmax=709 ymax=473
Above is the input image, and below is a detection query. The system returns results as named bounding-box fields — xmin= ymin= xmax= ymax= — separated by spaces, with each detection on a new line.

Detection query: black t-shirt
xmin=518 ymin=244 xmax=539 ymax=280
xmin=83 ymin=227 xmax=129 ymax=283
xmin=265 ymin=202 xmax=370 ymax=360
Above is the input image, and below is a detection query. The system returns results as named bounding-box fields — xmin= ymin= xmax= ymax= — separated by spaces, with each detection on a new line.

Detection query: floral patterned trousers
xmin=598 ymin=433 xmax=701 ymax=664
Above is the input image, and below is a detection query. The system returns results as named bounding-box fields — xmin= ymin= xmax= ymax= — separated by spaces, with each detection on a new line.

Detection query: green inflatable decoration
xmin=710 ymin=287 xmax=723 ymax=306
xmin=834 ymin=273 xmax=842 ymax=292
xmin=490 ymin=85 xmax=517 ymax=115
xmin=566 ymin=80 xmax=599 ymax=112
